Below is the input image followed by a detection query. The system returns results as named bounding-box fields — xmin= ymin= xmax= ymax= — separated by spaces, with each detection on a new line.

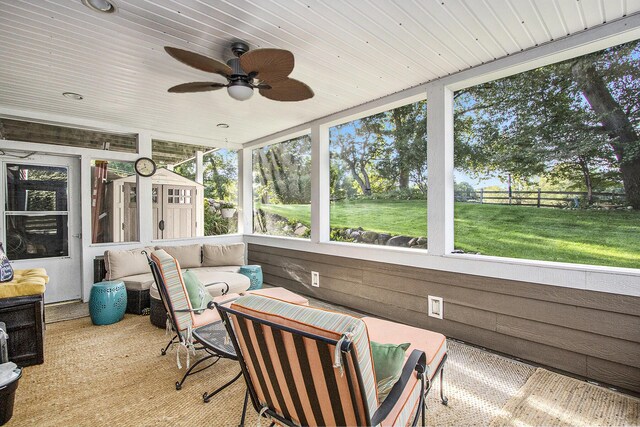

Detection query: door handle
xmin=159 ymin=220 xmax=165 ymax=231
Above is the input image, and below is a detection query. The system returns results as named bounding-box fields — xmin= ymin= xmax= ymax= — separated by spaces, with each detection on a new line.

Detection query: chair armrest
xmin=370 ymin=349 xmax=427 ymax=426
xmin=205 ymin=281 xmax=230 ymax=296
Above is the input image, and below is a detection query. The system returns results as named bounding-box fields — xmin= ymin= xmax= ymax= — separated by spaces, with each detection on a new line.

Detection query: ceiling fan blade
xmin=165 ymin=47 xmax=232 ymax=77
xmin=168 ymin=82 xmax=227 ymax=93
xmin=259 ymin=78 xmax=314 ymax=102
xmin=240 ymin=48 xmax=294 ymax=83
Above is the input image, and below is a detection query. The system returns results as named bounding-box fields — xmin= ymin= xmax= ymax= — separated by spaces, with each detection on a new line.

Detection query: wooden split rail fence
xmin=457 ymin=189 xmax=625 ymax=208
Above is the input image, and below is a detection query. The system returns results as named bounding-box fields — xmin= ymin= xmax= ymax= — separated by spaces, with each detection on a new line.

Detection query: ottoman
xmin=239 ymin=265 xmax=263 ymax=290
xmin=89 ymin=281 xmax=127 ymax=325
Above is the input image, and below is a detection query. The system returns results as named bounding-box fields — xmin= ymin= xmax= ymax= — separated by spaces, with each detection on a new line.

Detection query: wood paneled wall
xmin=248 ymin=243 xmax=640 ymax=393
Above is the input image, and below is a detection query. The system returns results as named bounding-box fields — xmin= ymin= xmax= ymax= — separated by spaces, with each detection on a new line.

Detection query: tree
xmin=570 ymin=43 xmax=640 ymax=208
xmin=330 ymin=116 xmax=387 ymax=195
xmin=455 ymin=39 xmax=640 ymax=208
xmin=203 ymin=149 xmax=237 ymax=201
xmin=253 ymin=136 xmax=312 ymax=204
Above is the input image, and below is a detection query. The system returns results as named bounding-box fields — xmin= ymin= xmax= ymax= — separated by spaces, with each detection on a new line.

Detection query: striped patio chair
xmin=146 ymin=249 xmax=228 ymax=390
xmin=217 ymin=294 xmax=448 ymax=427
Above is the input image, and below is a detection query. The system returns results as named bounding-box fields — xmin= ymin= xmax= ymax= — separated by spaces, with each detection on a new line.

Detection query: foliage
xmin=454 ymin=182 xmax=476 ymax=201
xmin=253 ymin=136 xmax=312 ymax=205
xmin=204 ymin=199 xmax=230 ymax=235
xmin=204 ymin=150 xmax=237 ymax=201
xmin=330 ymin=101 xmax=428 ymax=197
xmin=455 ymin=39 xmax=640 ymax=208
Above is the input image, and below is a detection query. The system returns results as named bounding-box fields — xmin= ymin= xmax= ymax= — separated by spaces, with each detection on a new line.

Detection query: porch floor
xmin=13 ymin=300 xmax=638 ymax=426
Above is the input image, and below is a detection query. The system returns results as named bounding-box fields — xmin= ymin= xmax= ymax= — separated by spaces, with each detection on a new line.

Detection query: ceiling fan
xmin=164 ymin=42 xmax=314 ymax=102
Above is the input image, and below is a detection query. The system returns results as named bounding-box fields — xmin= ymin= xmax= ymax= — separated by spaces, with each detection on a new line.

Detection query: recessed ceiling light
xmin=81 ymin=0 xmax=117 ymax=14
xmin=217 ymin=123 xmax=229 ymax=128
xmin=63 ymin=92 xmax=84 ymax=100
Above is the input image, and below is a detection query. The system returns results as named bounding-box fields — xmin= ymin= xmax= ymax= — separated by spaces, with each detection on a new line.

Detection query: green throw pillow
xmin=370 ymin=341 xmax=411 ymax=402
xmin=182 ymin=270 xmax=213 ymax=313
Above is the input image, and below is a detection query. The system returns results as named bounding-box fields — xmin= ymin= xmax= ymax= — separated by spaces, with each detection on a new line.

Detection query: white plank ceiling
xmin=1 ymin=0 xmax=639 ymax=146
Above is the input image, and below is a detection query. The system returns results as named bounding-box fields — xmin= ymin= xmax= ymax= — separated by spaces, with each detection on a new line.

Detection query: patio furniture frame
xmin=145 ymin=251 xmax=242 ymax=401
xmin=217 ymin=300 xmax=442 ymax=427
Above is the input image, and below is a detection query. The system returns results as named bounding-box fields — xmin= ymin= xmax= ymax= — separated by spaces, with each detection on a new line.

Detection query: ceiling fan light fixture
xmin=81 ymin=0 xmax=117 ymax=14
xmin=227 ymin=81 xmax=253 ymax=101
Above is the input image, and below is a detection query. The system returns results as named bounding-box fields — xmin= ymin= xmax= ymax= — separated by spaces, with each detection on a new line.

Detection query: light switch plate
xmin=311 ymin=271 xmax=320 ymax=287
xmin=428 ymin=295 xmax=444 ymax=319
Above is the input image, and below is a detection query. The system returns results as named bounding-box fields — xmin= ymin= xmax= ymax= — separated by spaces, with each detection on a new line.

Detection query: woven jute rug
xmin=9 ymin=315 xmax=639 ymax=426
xmin=45 ymin=302 xmax=89 ymax=324
xmin=490 ymin=368 xmax=640 ymax=426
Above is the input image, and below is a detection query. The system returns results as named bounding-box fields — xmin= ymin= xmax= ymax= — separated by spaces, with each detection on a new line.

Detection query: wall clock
xmin=134 ymin=157 xmax=157 ymax=177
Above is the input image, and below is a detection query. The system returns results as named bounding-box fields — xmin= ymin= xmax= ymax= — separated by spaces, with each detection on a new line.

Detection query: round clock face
xmin=135 ymin=157 xmax=156 ymax=177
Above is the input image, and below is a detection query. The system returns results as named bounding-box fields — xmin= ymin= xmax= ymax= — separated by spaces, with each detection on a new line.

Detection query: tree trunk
xmin=257 ymin=151 xmax=270 ymax=204
xmin=361 ymin=164 xmax=372 ymax=195
xmin=398 ymin=167 xmax=409 ymax=189
xmin=578 ymin=157 xmax=593 ymax=205
xmin=571 ymin=61 xmax=640 ymax=209
xmin=267 ymin=148 xmax=285 ymax=203
xmin=345 ymin=159 xmax=371 ymax=195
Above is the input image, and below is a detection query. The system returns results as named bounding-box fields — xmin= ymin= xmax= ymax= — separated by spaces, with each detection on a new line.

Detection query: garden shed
xmin=106 ymin=168 xmax=204 ymax=242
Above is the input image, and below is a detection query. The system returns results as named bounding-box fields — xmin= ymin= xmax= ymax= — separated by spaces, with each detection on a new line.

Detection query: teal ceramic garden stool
xmin=89 ymin=281 xmax=127 ymax=325
xmin=239 ymin=265 xmax=263 ymax=290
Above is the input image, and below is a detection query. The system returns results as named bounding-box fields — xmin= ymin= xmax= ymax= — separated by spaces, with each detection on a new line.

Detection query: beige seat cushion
xmin=104 ymin=247 xmax=154 ymax=280
xmin=150 ymin=270 xmax=250 ymax=300
xmin=155 ymin=244 xmax=202 ymax=269
xmin=194 ymin=266 xmax=241 ymax=274
xmin=119 ymin=272 xmax=155 ymax=291
xmin=202 ymin=243 xmax=245 ymax=267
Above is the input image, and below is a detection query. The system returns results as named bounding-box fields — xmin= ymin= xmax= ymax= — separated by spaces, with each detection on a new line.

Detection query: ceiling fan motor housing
xmin=227 ymin=57 xmax=248 ymax=78
xmin=230 ymin=41 xmax=250 ymax=57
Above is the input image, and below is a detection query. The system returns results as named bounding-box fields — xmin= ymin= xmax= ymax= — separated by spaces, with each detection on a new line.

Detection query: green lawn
xmin=257 ymin=200 xmax=640 ymax=269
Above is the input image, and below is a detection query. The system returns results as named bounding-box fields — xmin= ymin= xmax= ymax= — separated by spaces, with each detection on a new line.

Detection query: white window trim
xmin=241 ymin=14 xmax=640 ymax=298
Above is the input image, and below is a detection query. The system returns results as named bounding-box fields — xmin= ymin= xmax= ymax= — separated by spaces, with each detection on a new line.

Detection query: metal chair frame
xmin=217 ymin=302 xmax=445 ymax=427
xmin=144 ymin=252 xmax=243 ymax=405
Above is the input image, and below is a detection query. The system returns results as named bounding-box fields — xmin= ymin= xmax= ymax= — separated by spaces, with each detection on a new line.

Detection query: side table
xmin=239 ymin=265 xmax=263 ymax=290
xmin=89 ymin=281 xmax=127 ymax=325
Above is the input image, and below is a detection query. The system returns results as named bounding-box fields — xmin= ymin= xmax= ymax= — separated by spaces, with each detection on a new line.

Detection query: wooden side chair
xmin=217 ymin=294 xmax=448 ymax=427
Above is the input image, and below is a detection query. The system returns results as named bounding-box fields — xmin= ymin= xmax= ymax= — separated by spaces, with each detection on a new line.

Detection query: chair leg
xmin=203 ymin=370 xmax=243 ymax=402
xmin=161 ymin=334 xmax=177 ymax=356
xmin=238 ymin=388 xmax=249 ymax=427
xmin=440 ymin=368 xmax=448 ymax=406
xmin=175 ymin=353 xmax=218 ymax=390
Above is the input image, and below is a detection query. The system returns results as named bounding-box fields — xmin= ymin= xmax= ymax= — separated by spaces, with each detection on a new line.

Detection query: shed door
xmin=160 ymin=185 xmax=196 ymax=239
xmin=152 ymin=185 xmax=161 ymax=240
xmin=122 ymin=183 xmax=138 ymax=242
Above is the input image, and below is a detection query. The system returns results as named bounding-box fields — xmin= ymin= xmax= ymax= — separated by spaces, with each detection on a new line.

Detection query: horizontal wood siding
xmin=248 ymin=243 xmax=640 ymax=393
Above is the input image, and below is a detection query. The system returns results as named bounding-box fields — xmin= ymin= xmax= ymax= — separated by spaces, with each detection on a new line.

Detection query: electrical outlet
xmin=428 ymin=295 xmax=443 ymax=319
xmin=311 ymin=271 xmax=320 ymax=287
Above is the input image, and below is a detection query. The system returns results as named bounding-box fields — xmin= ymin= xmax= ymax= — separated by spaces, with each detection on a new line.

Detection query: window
xmin=329 ymin=101 xmax=428 ymax=249
xmin=0 ymin=119 xmax=137 ymax=153
xmin=253 ymin=135 xmax=311 ymax=238
xmin=5 ymin=164 xmax=69 ymax=259
xmin=90 ymin=160 xmax=138 ymax=244
xmin=202 ymin=149 xmax=238 ymax=235
xmin=453 ymin=39 xmax=640 ymax=269
xmin=152 ymin=140 xmax=238 ymax=238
